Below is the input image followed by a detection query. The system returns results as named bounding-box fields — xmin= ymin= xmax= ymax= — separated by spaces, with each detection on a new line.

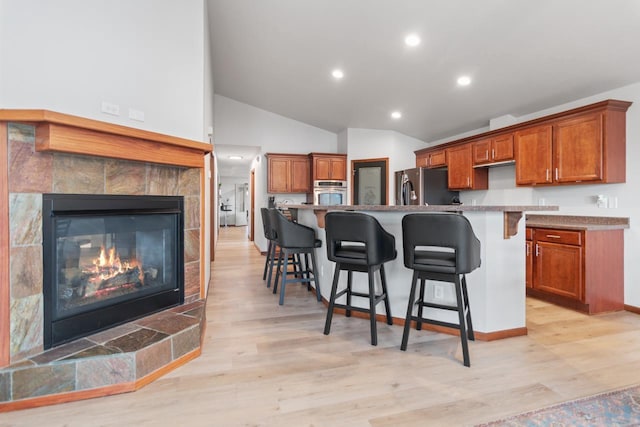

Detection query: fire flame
xmin=90 ymin=246 xmax=143 ymax=283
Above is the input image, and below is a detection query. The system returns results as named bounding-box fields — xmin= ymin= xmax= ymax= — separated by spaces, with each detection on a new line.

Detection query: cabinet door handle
xmin=546 ymin=169 xmax=550 ymax=181
xmin=555 ymin=168 xmax=559 ymax=180
xmin=491 ymin=148 xmax=495 ymax=159
xmin=526 ymin=244 xmax=530 ymax=256
xmin=467 ymin=176 xmax=470 ymax=187
xmin=535 ymin=244 xmax=540 ymax=256
xmin=485 ymin=150 xmax=489 ymax=160
xmin=545 ymin=234 xmax=561 ymax=239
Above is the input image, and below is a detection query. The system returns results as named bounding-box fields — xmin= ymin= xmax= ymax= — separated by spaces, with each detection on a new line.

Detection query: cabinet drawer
xmin=534 ymin=228 xmax=582 ymax=245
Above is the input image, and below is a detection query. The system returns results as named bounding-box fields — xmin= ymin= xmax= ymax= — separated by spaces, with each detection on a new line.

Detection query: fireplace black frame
xmin=42 ymin=194 xmax=185 ymax=349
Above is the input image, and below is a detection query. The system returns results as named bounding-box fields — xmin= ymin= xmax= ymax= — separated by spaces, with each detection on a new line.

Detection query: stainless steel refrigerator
xmin=395 ymin=167 xmax=459 ymax=205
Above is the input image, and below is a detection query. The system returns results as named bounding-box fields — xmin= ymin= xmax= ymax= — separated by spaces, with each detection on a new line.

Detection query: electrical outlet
xmin=101 ymin=101 xmax=120 ymax=116
xmin=434 ymin=284 xmax=444 ymax=300
xmin=128 ymin=108 xmax=145 ymax=122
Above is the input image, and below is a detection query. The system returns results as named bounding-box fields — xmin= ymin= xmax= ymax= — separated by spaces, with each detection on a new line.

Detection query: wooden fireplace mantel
xmin=0 ymin=109 xmax=212 ymax=167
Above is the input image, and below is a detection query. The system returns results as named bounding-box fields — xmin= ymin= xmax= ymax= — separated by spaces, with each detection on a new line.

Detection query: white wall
xmin=346 ymin=129 xmax=427 ymax=204
xmin=428 ymin=81 xmax=640 ymax=307
xmin=0 ymin=0 xmax=205 ymax=142
xmin=214 ymin=94 xmax=338 ymax=251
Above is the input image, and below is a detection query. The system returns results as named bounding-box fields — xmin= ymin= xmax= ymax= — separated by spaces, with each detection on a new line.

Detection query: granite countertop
xmin=526 ymin=214 xmax=630 ymax=230
xmin=283 ymin=204 xmax=560 ymax=213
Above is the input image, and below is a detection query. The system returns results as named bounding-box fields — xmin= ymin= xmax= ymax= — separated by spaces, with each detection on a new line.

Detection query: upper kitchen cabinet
xmin=309 ymin=153 xmax=347 ymax=181
xmin=515 ymin=100 xmax=631 ymax=186
xmin=446 ymin=144 xmax=488 ymax=190
xmin=416 ymin=148 xmax=447 ymax=168
xmin=266 ymin=153 xmax=311 ymax=193
xmin=472 ymin=134 xmax=514 ymax=165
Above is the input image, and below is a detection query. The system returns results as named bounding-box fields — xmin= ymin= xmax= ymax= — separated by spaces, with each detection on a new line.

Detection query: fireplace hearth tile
xmin=178 ymin=168 xmax=200 ymax=196
xmin=86 ymin=323 xmax=141 ymax=345
xmin=8 ymin=139 xmax=53 ymax=193
xmin=10 ymin=294 xmax=43 ymax=359
xmin=184 ymin=229 xmax=200 ymax=263
xmin=9 ymin=193 xmax=42 ymax=246
xmin=184 ymin=261 xmax=200 ymax=298
xmin=170 ymin=300 xmax=205 ymax=314
xmin=30 ymin=338 xmax=95 ymax=364
xmin=53 ymin=154 xmax=105 ymax=194
xmin=10 ymin=245 xmax=43 ymax=299
xmin=183 ymin=305 xmax=205 ymax=319
xmin=135 ymin=339 xmax=172 ymax=378
xmin=0 ymin=372 xmax=10 ymax=402
xmin=76 ymin=354 xmax=135 ymax=390
xmin=184 ymin=195 xmax=200 ymax=228
xmin=8 ymin=122 xmax=35 ymax=142
xmin=12 ymin=364 xmax=75 ymax=400
xmin=147 ymin=165 xmax=179 ymax=195
xmin=105 ymin=159 xmax=146 ymax=195
xmin=62 ymin=344 xmax=121 ymax=360
xmin=172 ymin=326 xmax=201 ymax=359
xmin=105 ymin=328 xmax=169 ymax=353
xmin=135 ymin=312 xmax=199 ymax=335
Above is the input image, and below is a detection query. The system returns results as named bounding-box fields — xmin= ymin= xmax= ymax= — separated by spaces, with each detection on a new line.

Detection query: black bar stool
xmin=400 ymin=213 xmax=481 ymax=367
xmin=323 ymin=212 xmax=396 ymax=346
xmin=260 ymin=208 xmax=278 ymax=288
xmin=269 ymin=209 xmax=322 ymax=305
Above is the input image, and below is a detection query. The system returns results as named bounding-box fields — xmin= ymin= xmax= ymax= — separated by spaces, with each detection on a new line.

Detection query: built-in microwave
xmin=312 ymin=180 xmax=348 ymax=205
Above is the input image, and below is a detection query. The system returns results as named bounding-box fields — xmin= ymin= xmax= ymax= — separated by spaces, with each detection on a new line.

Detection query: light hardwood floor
xmin=3 ymin=225 xmax=640 ymax=426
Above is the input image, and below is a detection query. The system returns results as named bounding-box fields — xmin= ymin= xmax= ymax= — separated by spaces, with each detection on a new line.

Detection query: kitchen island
xmin=285 ymin=204 xmax=558 ymax=339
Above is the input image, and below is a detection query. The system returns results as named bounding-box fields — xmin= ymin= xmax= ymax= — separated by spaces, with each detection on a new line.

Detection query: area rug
xmin=477 ymin=384 xmax=640 ymax=426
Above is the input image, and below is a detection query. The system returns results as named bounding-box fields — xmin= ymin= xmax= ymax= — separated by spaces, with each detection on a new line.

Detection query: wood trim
xmin=36 ymin=123 xmax=208 ymax=168
xmin=325 ymin=302 xmax=526 ymax=341
xmin=200 ymin=168 xmax=206 ymax=300
xmin=250 ymin=169 xmax=255 ymax=242
xmin=350 ymin=157 xmax=390 ymax=205
xmin=0 ymin=122 xmax=9 ymax=368
xmin=624 ymin=304 xmax=640 ymax=315
xmin=415 ymin=99 xmax=632 ymax=157
xmin=0 ymin=348 xmax=201 ymax=413
xmin=0 ymin=109 xmax=211 ymax=152
xmin=209 ymin=154 xmax=216 ymax=262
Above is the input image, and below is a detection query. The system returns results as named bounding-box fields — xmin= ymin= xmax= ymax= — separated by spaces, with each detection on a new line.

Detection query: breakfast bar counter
xmin=284 ymin=204 xmax=558 ymax=339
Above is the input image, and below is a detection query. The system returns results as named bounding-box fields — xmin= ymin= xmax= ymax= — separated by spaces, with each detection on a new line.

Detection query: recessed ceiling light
xmin=331 ymin=69 xmax=344 ymax=79
xmin=228 ymin=155 xmax=243 ymax=160
xmin=391 ymin=111 xmax=402 ymax=119
xmin=457 ymin=75 xmax=472 ymax=86
xmin=404 ymin=33 xmax=421 ymax=47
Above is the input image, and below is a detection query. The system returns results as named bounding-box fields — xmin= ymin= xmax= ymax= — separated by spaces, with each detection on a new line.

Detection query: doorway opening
xmin=352 ymin=158 xmax=389 ymax=205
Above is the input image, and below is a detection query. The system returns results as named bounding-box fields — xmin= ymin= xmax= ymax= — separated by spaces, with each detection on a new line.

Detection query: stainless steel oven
xmin=313 ymin=180 xmax=348 ymax=205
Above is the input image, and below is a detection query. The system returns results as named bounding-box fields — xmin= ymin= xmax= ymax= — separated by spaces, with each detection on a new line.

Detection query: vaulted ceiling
xmin=208 ymin=0 xmax=640 ymax=174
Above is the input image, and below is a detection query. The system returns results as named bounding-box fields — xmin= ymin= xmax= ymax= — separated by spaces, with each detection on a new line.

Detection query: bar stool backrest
xmin=325 ymin=212 xmax=396 ymax=266
xmin=268 ymin=209 xmax=316 ymax=248
xmin=260 ymin=208 xmax=276 ymax=241
xmin=402 ymin=213 xmax=481 ymax=274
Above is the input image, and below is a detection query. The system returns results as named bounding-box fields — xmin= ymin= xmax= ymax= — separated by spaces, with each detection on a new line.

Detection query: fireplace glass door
xmin=43 ymin=194 xmax=184 ymax=349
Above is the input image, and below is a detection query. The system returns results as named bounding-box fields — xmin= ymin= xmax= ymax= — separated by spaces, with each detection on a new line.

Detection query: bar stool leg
xmin=263 ymin=240 xmax=272 ymax=280
xmin=401 ymin=270 xmax=420 ymax=351
xmin=324 ymin=263 xmax=342 ymax=335
xmin=367 ymin=266 xmax=378 ymax=346
xmin=309 ymin=251 xmax=322 ymax=301
xmin=266 ymin=243 xmax=277 ymax=288
xmin=454 ymin=274 xmax=470 ymax=367
xmin=278 ymin=250 xmax=290 ymax=305
xmin=416 ymin=277 xmax=426 ymax=331
xmin=379 ymin=264 xmax=392 ymax=325
xmin=462 ymin=275 xmax=474 ymax=341
xmin=345 ymin=271 xmax=353 ymax=317
xmin=273 ymin=250 xmax=283 ymax=294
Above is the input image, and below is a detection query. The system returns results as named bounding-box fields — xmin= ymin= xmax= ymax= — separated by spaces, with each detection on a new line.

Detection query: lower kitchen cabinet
xmin=526 ymin=226 xmax=624 ymax=314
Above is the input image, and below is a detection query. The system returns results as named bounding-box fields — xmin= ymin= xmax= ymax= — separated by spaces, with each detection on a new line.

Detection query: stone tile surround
xmin=0 ymin=121 xmax=207 ymax=410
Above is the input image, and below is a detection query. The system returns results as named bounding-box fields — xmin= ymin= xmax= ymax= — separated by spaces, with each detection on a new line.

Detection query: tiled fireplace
xmin=0 ymin=112 xmax=212 ymax=411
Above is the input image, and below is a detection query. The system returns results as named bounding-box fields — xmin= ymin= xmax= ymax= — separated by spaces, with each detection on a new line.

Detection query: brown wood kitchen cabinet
xmin=416 ymin=148 xmax=446 ymax=168
xmin=266 ymin=153 xmax=311 ymax=193
xmin=526 ymin=226 xmax=624 ymax=314
xmin=446 ymin=144 xmax=488 ymax=190
xmin=525 ymin=228 xmax=533 ymax=289
xmin=309 ymin=153 xmax=347 ymax=181
xmin=473 ymin=134 xmax=514 ymax=165
xmin=515 ymin=101 xmax=630 ymax=186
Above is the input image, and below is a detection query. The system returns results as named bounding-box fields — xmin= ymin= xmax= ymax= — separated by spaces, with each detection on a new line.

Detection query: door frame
xmin=250 ymin=168 xmax=255 ymax=241
xmin=351 ymin=157 xmax=389 ymax=205
xmin=209 ymin=153 xmax=216 ymax=262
